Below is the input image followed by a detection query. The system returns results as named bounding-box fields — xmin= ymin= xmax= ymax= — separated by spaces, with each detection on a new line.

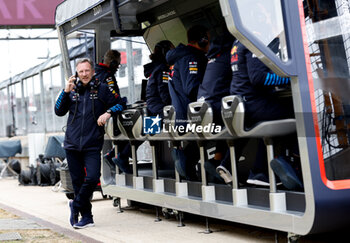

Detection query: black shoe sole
xmin=73 ymin=223 xmax=95 ymax=229
xmin=270 ymin=159 xmax=303 ymax=190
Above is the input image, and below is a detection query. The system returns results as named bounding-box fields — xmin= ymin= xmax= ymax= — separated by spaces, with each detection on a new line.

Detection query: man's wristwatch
xmin=106 ymin=109 xmax=112 ymax=114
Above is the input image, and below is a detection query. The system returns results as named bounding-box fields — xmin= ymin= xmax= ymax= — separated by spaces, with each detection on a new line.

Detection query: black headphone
xmin=74 ymin=72 xmax=83 ymax=91
xmin=74 ymin=72 xmax=99 ymax=91
xmin=198 ymin=34 xmax=209 ymax=49
xmin=187 ymin=25 xmax=209 ymax=49
xmin=155 ymin=40 xmax=173 ymax=57
xmin=109 ymin=59 xmax=120 ymax=72
xmin=89 ymin=77 xmax=100 ymax=91
xmin=155 ymin=42 xmax=167 ymax=57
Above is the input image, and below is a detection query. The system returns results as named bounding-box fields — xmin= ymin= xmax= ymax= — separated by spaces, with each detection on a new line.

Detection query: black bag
xmin=18 ymin=165 xmax=37 ymax=185
xmin=18 ymin=169 xmax=32 ymax=185
xmin=8 ymin=159 xmax=21 ymax=174
xmin=36 ymin=159 xmax=61 ymax=186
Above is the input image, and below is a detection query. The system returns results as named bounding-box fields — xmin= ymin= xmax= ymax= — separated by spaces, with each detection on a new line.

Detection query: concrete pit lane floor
xmin=0 ymin=178 xmax=346 ymax=243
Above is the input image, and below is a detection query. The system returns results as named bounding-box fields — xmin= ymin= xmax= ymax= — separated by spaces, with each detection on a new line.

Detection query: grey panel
xmin=163 ymin=178 xmax=176 ymax=194
xmin=187 ymin=181 xmax=202 ymax=198
xmin=247 ymin=187 xmax=270 ymax=208
xmin=213 ymin=184 xmax=233 ymax=203
xmin=286 ymin=191 xmax=306 ymax=212
xmin=125 ymin=173 xmax=133 ymax=186
xmin=143 ymin=176 xmax=153 ymax=190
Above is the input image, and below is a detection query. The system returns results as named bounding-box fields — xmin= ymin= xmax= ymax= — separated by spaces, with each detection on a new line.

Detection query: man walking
xmin=55 ymin=58 xmax=124 ymax=228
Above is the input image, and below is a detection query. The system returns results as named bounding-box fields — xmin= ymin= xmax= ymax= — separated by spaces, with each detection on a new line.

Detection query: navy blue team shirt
xmin=166 ymin=44 xmax=208 ymax=123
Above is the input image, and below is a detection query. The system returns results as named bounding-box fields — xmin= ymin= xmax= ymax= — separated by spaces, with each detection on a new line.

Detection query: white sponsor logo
xmin=157 ymin=10 xmax=176 ymax=20
xmin=163 ymin=123 xmax=222 ymax=134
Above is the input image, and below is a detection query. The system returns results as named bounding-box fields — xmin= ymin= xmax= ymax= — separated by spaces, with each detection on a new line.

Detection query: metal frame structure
xmin=0 ymin=40 xmax=95 ymax=137
xmin=55 ymin=0 xmax=350 ymax=237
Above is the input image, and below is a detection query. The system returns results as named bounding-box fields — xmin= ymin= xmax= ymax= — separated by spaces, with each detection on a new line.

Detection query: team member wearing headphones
xmin=55 ymin=58 xmax=125 ymax=229
xmin=146 ymin=40 xmax=174 ymax=116
xmin=166 ymin=25 xmax=209 ymax=124
xmin=95 ymin=50 xmax=123 ymax=99
xmin=228 ymin=40 xmax=302 ymax=190
xmin=94 ymin=50 xmax=128 ymax=174
xmin=166 ymin=25 xmax=209 ymax=180
xmin=196 ymin=30 xmax=235 ymax=183
xmin=111 ymin=41 xmax=175 ymax=174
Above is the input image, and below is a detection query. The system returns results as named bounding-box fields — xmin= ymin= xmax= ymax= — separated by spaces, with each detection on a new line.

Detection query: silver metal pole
xmin=57 ymin=27 xmax=72 ymax=79
xmin=151 ymin=144 xmax=158 ymax=179
xmin=39 ymin=71 xmax=47 ymax=133
xmin=265 ymin=138 xmax=277 ymax=193
xmin=131 ymin=143 xmax=138 ymax=177
xmin=114 ymin=144 xmax=120 ymax=174
xmin=126 ymin=37 xmax=135 ymax=103
xmin=20 ymin=79 xmax=28 ymax=134
xmin=49 ymin=69 xmax=56 ymax=131
xmin=229 ymin=145 xmax=239 ymax=189
xmin=199 ymin=145 xmax=207 ymax=186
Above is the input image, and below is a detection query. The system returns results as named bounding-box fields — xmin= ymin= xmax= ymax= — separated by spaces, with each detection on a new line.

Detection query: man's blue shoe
xmin=73 ymin=216 xmax=94 ymax=229
xmin=270 ymin=157 xmax=303 ymax=190
xmin=68 ymin=200 xmax=79 ymax=226
xmin=112 ymin=156 xmax=132 ymax=174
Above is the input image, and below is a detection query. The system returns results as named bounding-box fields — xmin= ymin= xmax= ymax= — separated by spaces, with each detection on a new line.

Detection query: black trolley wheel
xmin=65 ymin=192 xmax=74 ymax=200
xmin=113 ymin=197 xmax=120 ymax=207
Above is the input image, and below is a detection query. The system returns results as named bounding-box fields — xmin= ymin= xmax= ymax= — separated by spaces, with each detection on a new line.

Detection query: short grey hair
xmin=75 ymin=58 xmax=94 ymax=69
xmin=104 ymin=50 xmax=121 ymax=65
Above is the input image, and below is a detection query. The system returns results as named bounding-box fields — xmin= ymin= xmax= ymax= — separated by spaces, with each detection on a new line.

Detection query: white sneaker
xmin=216 ymin=165 xmax=232 ymax=184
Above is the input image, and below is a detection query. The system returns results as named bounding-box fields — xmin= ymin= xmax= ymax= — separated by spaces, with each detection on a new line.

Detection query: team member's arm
xmin=156 ymin=68 xmax=171 ymax=105
xmin=183 ymin=56 xmax=206 ymax=101
xmin=246 ymin=51 xmax=290 ymax=87
xmin=105 ymin=76 xmax=121 ymax=99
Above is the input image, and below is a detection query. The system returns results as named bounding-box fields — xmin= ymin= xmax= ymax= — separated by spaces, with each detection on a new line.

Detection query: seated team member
xmin=111 ymin=41 xmax=175 ymax=174
xmin=146 ymin=40 xmax=174 ymax=116
xmin=55 ymin=58 xmax=124 ymax=228
xmin=166 ymin=25 xmax=209 ymax=180
xmin=94 ymin=50 xmax=128 ymax=174
xmin=196 ymin=31 xmax=234 ymax=183
xmin=224 ymin=40 xmax=302 ymax=190
xmin=203 ymin=36 xmax=268 ymax=185
xmin=197 ymin=32 xmax=234 ymax=126
xmin=95 ymin=50 xmax=122 ymax=98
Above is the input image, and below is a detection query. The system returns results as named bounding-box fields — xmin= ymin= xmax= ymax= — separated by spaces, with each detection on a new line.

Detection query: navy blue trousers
xmin=66 ymin=149 xmax=101 ymax=218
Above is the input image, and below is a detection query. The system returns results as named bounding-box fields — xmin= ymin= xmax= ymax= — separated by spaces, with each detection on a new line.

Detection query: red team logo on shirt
xmin=169 ymin=65 xmax=174 ymax=81
xmin=231 ymin=45 xmax=238 ymax=63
